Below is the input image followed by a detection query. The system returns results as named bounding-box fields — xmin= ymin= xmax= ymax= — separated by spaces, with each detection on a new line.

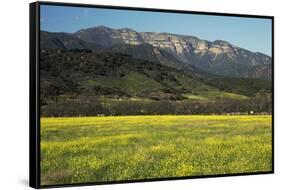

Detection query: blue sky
xmin=40 ymin=5 xmax=272 ymax=56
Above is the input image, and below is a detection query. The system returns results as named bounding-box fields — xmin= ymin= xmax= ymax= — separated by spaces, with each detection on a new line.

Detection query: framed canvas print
xmin=29 ymin=1 xmax=274 ymax=188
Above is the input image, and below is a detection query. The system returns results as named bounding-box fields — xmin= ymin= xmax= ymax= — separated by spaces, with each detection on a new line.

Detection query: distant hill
xmin=41 ymin=26 xmax=272 ymax=79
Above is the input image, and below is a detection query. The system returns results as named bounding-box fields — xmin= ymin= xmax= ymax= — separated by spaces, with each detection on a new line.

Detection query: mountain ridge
xmin=41 ymin=26 xmax=272 ymax=79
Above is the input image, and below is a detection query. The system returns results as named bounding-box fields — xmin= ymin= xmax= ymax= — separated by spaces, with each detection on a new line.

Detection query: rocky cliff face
xmin=41 ymin=26 xmax=272 ymax=79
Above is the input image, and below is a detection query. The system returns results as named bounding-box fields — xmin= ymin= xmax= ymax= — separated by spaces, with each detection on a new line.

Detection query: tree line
xmin=41 ymin=94 xmax=272 ymax=117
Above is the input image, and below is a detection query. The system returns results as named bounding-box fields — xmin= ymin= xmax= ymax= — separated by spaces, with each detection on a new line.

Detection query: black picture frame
xmin=30 ymin=1 xmax=274 ymax=189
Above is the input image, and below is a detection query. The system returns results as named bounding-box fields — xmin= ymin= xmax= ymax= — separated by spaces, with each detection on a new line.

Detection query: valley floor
xmin=40 ymin=115 xmax=272 ymax=186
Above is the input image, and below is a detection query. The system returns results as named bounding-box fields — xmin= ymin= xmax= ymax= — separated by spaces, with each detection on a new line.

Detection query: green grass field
xmin=40 ymin=115 xmax=272 ymax=185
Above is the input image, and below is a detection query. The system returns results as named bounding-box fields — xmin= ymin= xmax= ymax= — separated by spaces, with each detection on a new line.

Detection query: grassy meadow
xmin=40 ymin=115 xmax=272 ymax=185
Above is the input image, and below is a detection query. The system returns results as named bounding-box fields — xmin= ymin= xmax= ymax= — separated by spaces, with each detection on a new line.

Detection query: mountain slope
xmin=108 ymin=43 xmax=202 ymax=74
xmin=41 ymin=31 xmax=102 ymax=50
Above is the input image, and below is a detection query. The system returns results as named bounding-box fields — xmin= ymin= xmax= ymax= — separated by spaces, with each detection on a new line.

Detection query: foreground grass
xmin=40 ymin=115 xmax=272 ymax=185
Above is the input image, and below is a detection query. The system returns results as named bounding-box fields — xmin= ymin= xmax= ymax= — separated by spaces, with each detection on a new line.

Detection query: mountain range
xmin=41 ymin=26 xmax=272 ymax=79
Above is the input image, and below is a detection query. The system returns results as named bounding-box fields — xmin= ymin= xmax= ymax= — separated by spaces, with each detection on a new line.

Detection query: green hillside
xmin=40 ymin=49 xmax=272 ymax=116
xmin=205 ymin=76 xmax=272 ymax=96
